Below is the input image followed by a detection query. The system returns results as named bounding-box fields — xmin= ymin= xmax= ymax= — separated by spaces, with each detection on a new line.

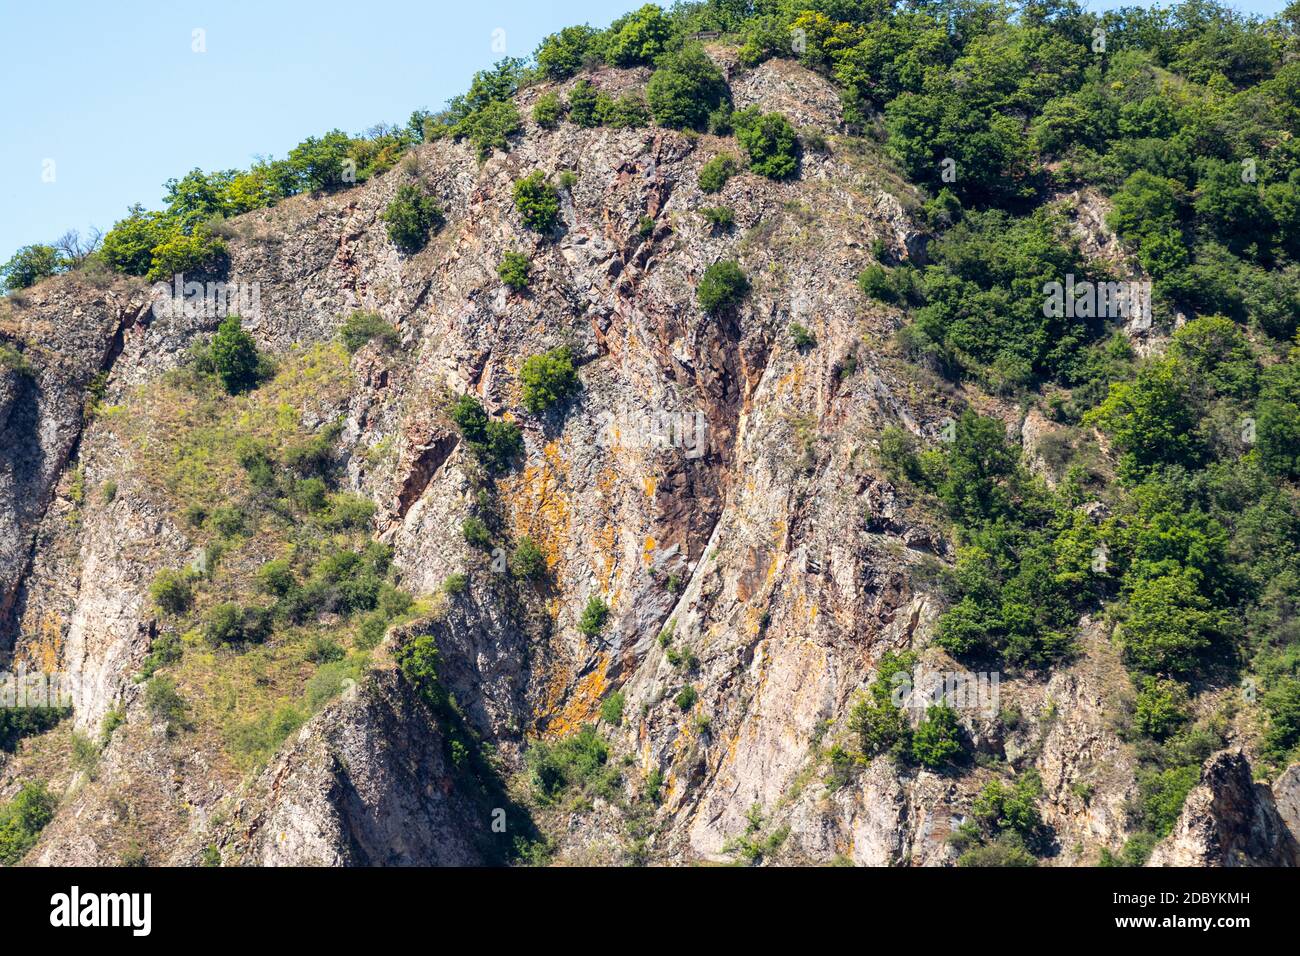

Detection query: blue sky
xmin=0 ymin=0 xmax=1292 ymax=264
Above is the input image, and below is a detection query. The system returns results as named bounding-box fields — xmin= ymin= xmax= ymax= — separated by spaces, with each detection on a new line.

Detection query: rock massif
xmin=1 ymin=53 xmax=1296 ymax=866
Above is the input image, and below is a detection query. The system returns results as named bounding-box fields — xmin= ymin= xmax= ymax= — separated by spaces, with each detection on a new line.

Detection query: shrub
xmin=462 ymin=516 xmax=492 ymax=549
xmin=397 ymin=635 xmax=445 ymax=709
xmin=578 ymin=595 xmax=610 ymax=637
xmin=957 ymin=835 xmax=1037 ymax=867
xmin=696 ymin=260 xmax=750 ymax=313
xmin=532 ymin=92 xmax=564 ymax=128
xmin=497 ymin=251 xmax=531 ymax=291
xmin=150 ymin=569 xmax=193 ymax=616
xmin=848 ymin=651 xmax=915 ymax=760
xmin=511 ymin=536 xmax=547 ymax=580
xmin=700 ymin=205 xmax=734 ymax=229
xmin=535 ymin=24 xmax=599 ymax=80
xmin=606 ymin=4 xmax=674 ymax=66
xmin=442 ymin=572 xmax=468 ymax=595
xmin=203 ymin=602 xmax=272 ymax=646
xmin=528 ymin=724 xmax=619 ymax=803
xmin=598 ymin=92 xmax=650 ymax=128
xmin=513 ymin=172 xmax=562 ymax=232
xmin=790 ymin=323 xmax=817 ymax=349
xmin=0 ymin=782 xmax=57 ymax=865
xmin=1 ymin=244 xmax=63 ymax=291
xmin=1133 ymin=677 xmax=1190 ymax=739
xmin=698 ymin=154 xmax=738 ymax=194
xmin=520 ymin=345 xmax=579 ymax=413
xmin=339 ymin=311 xmax=400 ymax=353
xmin=287 ymin=130 xmax=354 ymax=192
xmin=1121 ymin=572 xmax=1225 ymax=676
xmin=600 ymin=691 xmax=625 ymax=726
xmin=146 ymin=227 xmax=227 ymax=282
xmin=145 ymin=676 xmax=189 ymax=735
xmin=456 ymin=100 xmax=522 ymax=158
xmin=567 ymin=79 xmax=601 ymax=127
xmin=911 ymin=705 xmax=963 ymax=769
xmin=674 ymin=684 xmax=698 ymax=710
xmin=210 ymin=315 xmax=261 ymax=394
xmin=646 ymin=44 xmax=729 ymax=130
xmin=383 ymin=183 xmax=445 ymax=254
xmin=100 ymin=204 xmax=169 ymax=276
xmin=734 ymin=107 xmax=799 ymax=179
xmin=449 ymin=394 xmax=522 ymax=472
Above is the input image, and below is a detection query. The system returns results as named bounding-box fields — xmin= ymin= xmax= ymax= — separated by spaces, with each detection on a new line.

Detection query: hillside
xmin=2 ymin=0 xmax=1300 ymax=868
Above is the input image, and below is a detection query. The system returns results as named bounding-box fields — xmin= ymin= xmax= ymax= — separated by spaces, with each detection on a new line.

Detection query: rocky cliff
xmin=1 ymin=51 xmax=1296 ymax=867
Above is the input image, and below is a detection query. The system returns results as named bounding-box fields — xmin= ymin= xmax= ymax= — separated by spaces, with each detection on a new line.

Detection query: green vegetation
xmin=528 ymin=724 xmax=620 ymax=804
xmin=520 ymin=345 xmax=579 ymax=413
xmin=338 ymin=310 xmax=400 ymax=353
xmin=511 ymin=537 xmax=547 ymax=580
xmin=733 ymin=107 xmax=799 ymax=179
xmin=700 ymin=205 xmax=734 ymax=229
xmin=848 ymin=650 xmax=915 ymax=762
xmin=646 ymin=43 xmax=729 ymax=130
xmin=790 ymin=322 xmax=816 ymax=350
xmin=698 ymin=154 xmax=738 ymax=194
xmin=578 ymin=595 xmax=610 ymax=637
xmin=150 ymin=569 xmax=195 ymax=615
xmin=911 ymin=704 xmax=963 ymax=770
xmin=600 ymin=691 xmax=626 ymax=726
xmin=448 ymin=394 xmax=523 ymax=473
xmin=532 ymin=91 xmax=564 ymax=128
xmin=383 ymin=183 xmax=445 ymax=254
xmin=696 ymin=259 xmax=750 ymax=313
xmin=1 ymin=244 xmax=63 ymax=291
xmin=0 ymin=783 xmax=56 ymax=866
xmin=513 ymin=171 xmax=562 ymax=232
xmin=210 ymin=315 xmax=263 ymax=394
xmin=497 ymin=251 xmax=532 ymax=291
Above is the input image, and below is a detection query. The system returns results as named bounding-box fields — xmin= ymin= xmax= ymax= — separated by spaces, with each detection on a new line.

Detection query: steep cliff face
xmin=1 ymin=53 xmax=1296 ymax=867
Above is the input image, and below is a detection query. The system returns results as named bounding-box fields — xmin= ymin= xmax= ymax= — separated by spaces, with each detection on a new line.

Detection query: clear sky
xmin=0 ymin=0 xmax=1292 ymax=264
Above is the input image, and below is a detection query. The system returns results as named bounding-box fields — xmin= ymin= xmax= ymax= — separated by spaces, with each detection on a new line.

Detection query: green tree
xmin=513 ymin=172 xmax=562 ymax=232
xmin=383 ymin=183 xmax=445 ymax=254
xmin=497 ymin=251 xmax=531 ymax=290
xmin=734 ymin=107 xmax=800 ymax=179
xmin=1 ymin=244 xmax=63 ymax=291
xmin=646 ymin=44 xmax=729 ymax=130
xmin=578 ymin=595 xmax=610 ymax=636
xmin=696 ymin=260 xmax=750 ymax=312
xmin=520 ymin=345 xmax=579 ymax=413
xmin=912 ymin=704 xmax=963 ymax=770
xmin=210 ymin=315 xmax=261 ymax=394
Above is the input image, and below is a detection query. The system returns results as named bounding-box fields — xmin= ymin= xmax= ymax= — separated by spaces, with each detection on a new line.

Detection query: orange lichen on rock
xmin=538 ymin=654 xmax=610 ymax=739
xmin=502 ymin=439 xmax=572 ymax=572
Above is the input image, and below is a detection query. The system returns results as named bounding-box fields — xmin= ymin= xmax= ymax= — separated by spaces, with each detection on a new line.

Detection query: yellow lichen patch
xmin=18 ymin=610 xmax=64 ymax=672
xmin=642 ymin=475 xmax=657 ymax=498
xmin=538 ymin=654 xmax=610 ymax=739
xmin=592 ymin=523 xmax=618 ymax=594
xmin=643 ymin=535 xmax=656 ymax=566
xmin=501 ymin=440 xmax=572 ymax=573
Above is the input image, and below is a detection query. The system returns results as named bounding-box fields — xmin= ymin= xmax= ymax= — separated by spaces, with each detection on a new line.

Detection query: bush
xmin=606 ymin=4 xmax=674 ymax=66
xmin=383 ymin=183 xmax=445 ymax=254
xmin=698 ymin=154 xmax=738 ymax=194
xmin=528 ymin=724 xmax=619 ymax=803
xmin=513 ymin=171 xmax=562 ymax=232
xmin=397 ymin=634 xmax=445 ymax=708
xmin=734 ymin=107 xmax=799 ymax=179
xmin=597 ymin=92 xmax=650 ymax=128
xmin=456 ymin=100 xmax=522 ymax=159
xmin=674 ymin=685 xmax=698 ymax=710
xmin=150 ymin=569 xmax=193 ymax=616
xmin=600 ymin=691 xmax=625 ymax=726
xmin=790 ymin=323 xmax=817 ymax=349
xmin=535 ymin=24 xmax=599 ymax=80
xmin=339 ymin=311 xmax=400 ymax=353
xmin=1133 ymin=677 xmax=1190 ymax=739
xmin=0 ymin=782 xmax=57 ymax=865
xmin=146 ymin=227 xmax=227 ymax=282
xmin=911 ymin=705 xmax=963 ymax=770
xmin=1 ymin=244 xmax=63 ymax=291
xmin=145 ymin=676 xmax=189 ymax=735
xmin=532 ymin=92 xmax=564 ymax=128
xmin=646 ymin=44 xmax=729 ymax=130
xmin=497 ymin=251 xmax=531 ymax=291
xmin=442 ymin=572 xmax=468 ymax=595
xmin=449 ymin=394 xmax=522 ymax=472
xmin=520 ymin=345 xmax=579 ymax=413
xmin=511 ymin=536 xmax=547 ymax=580
xmin=696 ymin=260 xmax=750 ymax=313
xmin=210 ymin=315 xmax=261 ymax=394
xmin=578 ymin=595 xmax=610 ymax=637
xmin=567 ymin=80 xmax=601 ymax=128
xmin=287 ymin=130 xmax=354 ymax=192
xmin=462 ymin=516 xmax=492 ymax=549
xmin=700 ymin=205 xmax=734 ymax=229
xmin=848 ymin=651 xmax=914 ymax=760
xmin=1121 ymin=572 xmax=1225 ymax=676
xmin=100 ymin=205 xmax=169 ymax=276
xmin=203 ymin=602 xmax=272 ymax=646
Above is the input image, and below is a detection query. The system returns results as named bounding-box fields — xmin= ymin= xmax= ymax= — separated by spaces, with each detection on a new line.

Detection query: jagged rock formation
xmin=1 ymin=51 xmax=1296 ymax=867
